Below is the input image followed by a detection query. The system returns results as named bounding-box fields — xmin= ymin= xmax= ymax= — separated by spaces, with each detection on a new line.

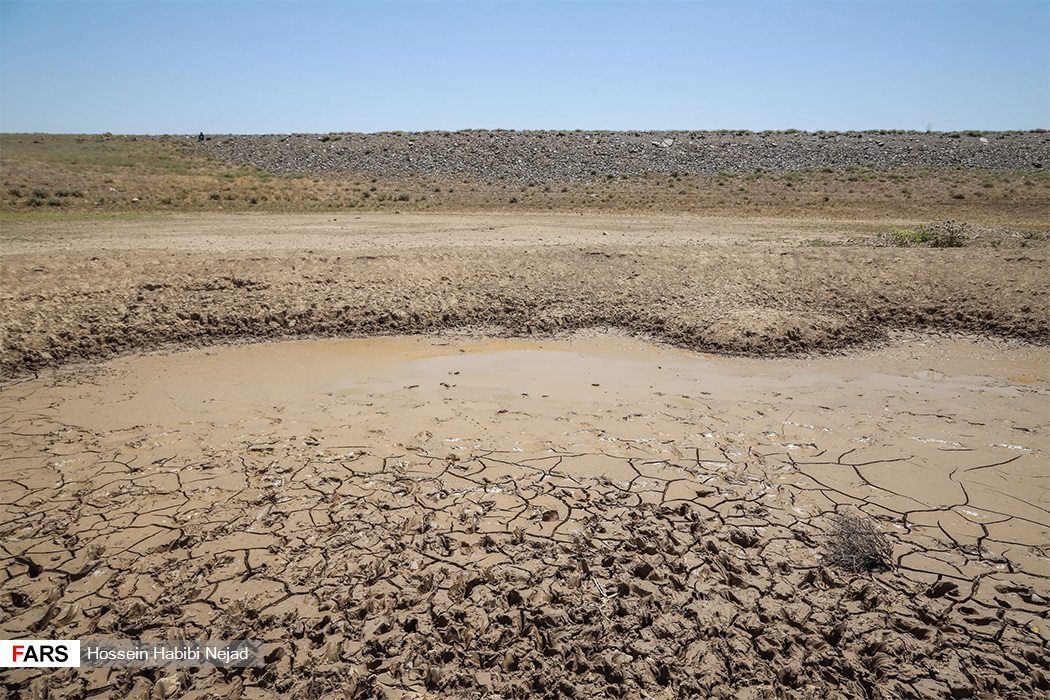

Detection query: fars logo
xmin=0 ymin=640 xmax=80 ymax=667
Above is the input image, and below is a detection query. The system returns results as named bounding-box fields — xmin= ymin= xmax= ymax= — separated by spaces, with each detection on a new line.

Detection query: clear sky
xmin=2 ymin=0 xmax=1047 ymax=134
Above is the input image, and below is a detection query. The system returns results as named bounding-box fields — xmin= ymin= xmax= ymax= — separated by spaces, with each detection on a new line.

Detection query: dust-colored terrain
xmin=1 ymin=132 xmax=1048 ymax=698
xmin=1 ymin=213 xmax=1048 ymax=379
xmin=1 ymin=334 xmax=1047 ymax=699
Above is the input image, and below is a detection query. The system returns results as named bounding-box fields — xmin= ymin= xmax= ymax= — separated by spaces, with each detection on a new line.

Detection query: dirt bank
xmin=2 ymin=213 xmax=1047 ymax=380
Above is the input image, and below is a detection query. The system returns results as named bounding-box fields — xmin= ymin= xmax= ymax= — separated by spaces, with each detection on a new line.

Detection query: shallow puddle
xmin=3 ymin=332 xmax=1046 ymax=556
xmin=1 ymin=333 xmax=1048 ymax=697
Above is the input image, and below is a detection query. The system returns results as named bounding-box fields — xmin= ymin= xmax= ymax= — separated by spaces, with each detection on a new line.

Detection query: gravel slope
xmin=196 ymin=130 xmax=1050 ymax=182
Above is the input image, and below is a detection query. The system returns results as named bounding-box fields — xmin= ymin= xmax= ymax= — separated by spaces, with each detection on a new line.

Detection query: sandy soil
xmin=1 ymin=213 xmax=1048 ymax=699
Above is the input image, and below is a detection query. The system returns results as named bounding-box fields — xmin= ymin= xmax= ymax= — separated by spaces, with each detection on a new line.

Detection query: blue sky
xmin=2 ymin=0 xmax=1047 ymax=133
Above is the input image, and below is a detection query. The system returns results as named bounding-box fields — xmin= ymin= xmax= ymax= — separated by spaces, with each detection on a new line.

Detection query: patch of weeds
xmin=396 ymin=192 xmax=410 ymax=202
xmin=824 ymin=510 xmax=893 ymax=573
xmin=884 ymin=222 xmax=967 ymax=248
xmin=32 ymin=188 xmax=48 ymax=199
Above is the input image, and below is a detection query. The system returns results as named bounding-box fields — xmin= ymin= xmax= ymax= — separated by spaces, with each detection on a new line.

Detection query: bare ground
xmin=1 ymin=213 xmax=1048 ymax=699
xmin=1 ymin=213 xmax=1047 ymax=380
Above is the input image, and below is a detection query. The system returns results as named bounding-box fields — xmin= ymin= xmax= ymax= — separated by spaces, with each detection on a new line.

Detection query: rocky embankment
xmin=196 ymin=130 xmax=1050 ymax=181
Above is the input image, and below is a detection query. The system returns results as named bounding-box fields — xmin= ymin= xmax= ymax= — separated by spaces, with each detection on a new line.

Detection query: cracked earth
xmin=1 ymin=332 xmax=1047 ymax=699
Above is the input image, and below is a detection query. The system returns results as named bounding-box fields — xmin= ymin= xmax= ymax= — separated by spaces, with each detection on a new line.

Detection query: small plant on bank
xmin=824 ymin=511 xmax=894 ymax=573
xmin=884 ymin=222 xmax=967 ymax=248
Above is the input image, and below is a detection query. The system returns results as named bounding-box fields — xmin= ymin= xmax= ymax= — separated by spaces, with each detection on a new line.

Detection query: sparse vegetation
xmin=883 ymin=223 xmax=968 ymax=248
xmin=1 ymin=133 xmax=1046 ymax=222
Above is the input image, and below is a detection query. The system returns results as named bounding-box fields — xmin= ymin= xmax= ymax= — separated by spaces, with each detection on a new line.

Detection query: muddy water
xmin=1 ymin=333 xmax=1048 ymax=697
xmin=4 ymin=332 xmax=1046 ymax=567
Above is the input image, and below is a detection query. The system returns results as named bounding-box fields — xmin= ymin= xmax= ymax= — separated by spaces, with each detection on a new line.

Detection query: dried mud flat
xmin=1 ymin=214 xmax=1048 ymax=700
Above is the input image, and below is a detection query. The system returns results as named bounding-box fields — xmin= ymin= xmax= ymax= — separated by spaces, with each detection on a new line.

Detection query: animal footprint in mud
xmin=925 ymin=580 xmax=960 ymax=599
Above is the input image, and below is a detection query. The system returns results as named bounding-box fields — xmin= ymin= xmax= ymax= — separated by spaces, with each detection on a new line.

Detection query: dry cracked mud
xmin=1 ymin=214 xmax=1048 ymax=699
xmin=1 ymin=333 xmax=1048 ymax=700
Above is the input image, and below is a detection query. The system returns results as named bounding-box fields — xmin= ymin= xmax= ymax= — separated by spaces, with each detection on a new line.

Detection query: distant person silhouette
xmin=198 ymin=132 xmax=205 ymax=142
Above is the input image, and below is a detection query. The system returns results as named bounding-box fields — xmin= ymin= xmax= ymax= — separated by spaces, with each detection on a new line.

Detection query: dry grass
xmin=824 ymin=511 xmax=895 ymax=573
xmin=2 ymin=134 xmax=1048 ymax=225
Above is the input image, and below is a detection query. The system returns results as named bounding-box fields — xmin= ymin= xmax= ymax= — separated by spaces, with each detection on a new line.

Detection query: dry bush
xmin=824 ymin=511 xmax=894 ymax=572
